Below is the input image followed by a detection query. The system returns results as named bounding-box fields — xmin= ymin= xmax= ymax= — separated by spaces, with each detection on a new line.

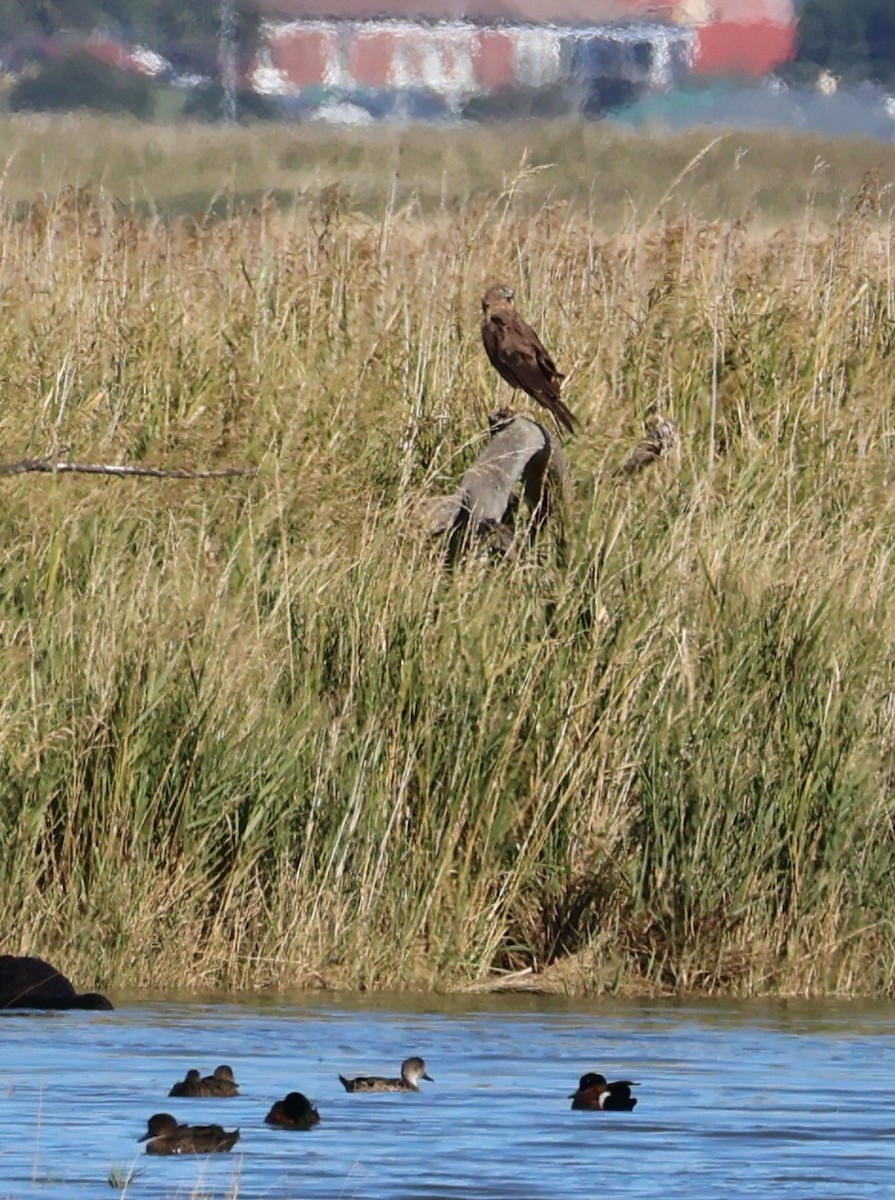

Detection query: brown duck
xmin=138 ymin=1113 xmax=240 ymax=1155
xmin=169 ymin=1065 xmax=239 ymax=1098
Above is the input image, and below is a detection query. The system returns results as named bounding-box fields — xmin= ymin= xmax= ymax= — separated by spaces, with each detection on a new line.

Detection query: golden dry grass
xmin=1 ymin=119 xmax=895 ymax=998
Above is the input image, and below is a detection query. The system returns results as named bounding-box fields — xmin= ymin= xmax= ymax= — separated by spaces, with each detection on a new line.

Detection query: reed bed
xmin=1 ymin=123 xmax=895 ymax=997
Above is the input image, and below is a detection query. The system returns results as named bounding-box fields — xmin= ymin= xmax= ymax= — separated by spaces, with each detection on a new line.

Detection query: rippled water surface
xmin=1 ymin=993 xmax=893 ymax=1199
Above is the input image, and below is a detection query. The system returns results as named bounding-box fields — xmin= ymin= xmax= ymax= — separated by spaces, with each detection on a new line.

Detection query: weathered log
xmin=429 ymin=409 xmax=569 ymax=562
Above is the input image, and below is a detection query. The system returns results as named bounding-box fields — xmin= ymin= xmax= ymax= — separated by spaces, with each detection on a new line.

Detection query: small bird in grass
xmin=569 ymin=1072 xmax=639 ymax=1112
xmin=265 ymin=1091 xmax=321 ymax=1130
xmin=480 ymin=284 xmax=577 ymax=436
xmin=138 ymin=1112 xmax=240 ymax=1155
xmin=339 ymin=1056 xmax=434 ymax=1093
xmin=168 ymin=1065 xmax=239 ymax=1098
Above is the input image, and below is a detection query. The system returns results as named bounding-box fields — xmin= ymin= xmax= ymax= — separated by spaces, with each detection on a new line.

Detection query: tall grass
xmin=1 ymin=129 xmax=895 ymax=997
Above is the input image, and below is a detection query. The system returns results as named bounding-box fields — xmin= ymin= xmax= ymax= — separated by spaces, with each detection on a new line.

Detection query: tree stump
xmin=428 ymin=410 xmax=569 ymax=563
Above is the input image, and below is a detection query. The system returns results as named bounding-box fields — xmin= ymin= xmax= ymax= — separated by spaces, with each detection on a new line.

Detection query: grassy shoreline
xmin=1 ymin=122 xmax=895 ymax=998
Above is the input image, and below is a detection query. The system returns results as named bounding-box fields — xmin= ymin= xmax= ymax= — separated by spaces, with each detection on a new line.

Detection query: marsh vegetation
xmin=2 ymin=117 xmax=895 ymax=997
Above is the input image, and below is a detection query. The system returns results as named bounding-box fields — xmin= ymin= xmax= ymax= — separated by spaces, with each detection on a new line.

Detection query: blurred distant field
xmin=1 ymin=114 xmax=894 ymax=222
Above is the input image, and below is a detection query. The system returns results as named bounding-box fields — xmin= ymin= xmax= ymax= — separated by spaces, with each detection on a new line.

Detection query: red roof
xmin=694 ymin=21 xmax=795 ymax=74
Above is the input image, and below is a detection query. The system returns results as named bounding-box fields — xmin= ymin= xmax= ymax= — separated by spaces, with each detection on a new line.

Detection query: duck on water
xmin=264 ymin=1091 xmax=321 ymax=1130
xmin=169 ymin=1065 xmax=240 ymax=1098
xmin=569 ymin=1073 xmax=639 ymax=1112
xmin=339 ymin=1056 xmax=434 ymax=1094
xmin=139 ymin=1113 xmax=240 ymax=1155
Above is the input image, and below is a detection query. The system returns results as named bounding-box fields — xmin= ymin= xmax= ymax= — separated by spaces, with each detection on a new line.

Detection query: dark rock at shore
xmin=0 ymin=955 xmax=113 ymax=1010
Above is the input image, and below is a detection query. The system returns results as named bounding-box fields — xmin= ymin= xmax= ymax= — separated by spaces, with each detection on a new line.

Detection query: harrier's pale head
xmin=481 ymin=284 xmax=515 ymax=312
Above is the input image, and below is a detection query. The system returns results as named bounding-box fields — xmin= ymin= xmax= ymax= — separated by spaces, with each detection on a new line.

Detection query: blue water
xmin=1 ymin=996 xmax=893 ymax=1199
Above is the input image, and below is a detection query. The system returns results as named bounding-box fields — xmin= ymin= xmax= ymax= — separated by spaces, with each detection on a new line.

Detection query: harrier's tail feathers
xmin=547 ymin=395 xmax=578 ymax=435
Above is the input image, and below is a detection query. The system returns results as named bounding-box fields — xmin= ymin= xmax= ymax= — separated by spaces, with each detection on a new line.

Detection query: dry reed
xmin=1 ymin=122 xmax=894 ymax=997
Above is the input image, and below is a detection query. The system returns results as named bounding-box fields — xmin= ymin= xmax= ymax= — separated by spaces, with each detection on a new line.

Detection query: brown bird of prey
xmin=480 ymin=284 xmax=577 ymax=435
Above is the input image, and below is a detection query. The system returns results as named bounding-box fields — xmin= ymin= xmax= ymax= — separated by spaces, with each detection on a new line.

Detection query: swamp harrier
xmin=480 ymin=284 xmax=577 ymax=435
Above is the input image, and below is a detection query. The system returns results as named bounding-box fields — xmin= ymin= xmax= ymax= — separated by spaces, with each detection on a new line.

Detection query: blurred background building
xmin=251 ymin=0 xmax=797 ymax=118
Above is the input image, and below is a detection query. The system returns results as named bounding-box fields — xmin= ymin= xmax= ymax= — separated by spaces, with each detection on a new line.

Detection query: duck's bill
xmin=137 ymin=1132 xmax=151 ymax=1142
xmin=423 ymin=1072 xmax=434 ymax=1082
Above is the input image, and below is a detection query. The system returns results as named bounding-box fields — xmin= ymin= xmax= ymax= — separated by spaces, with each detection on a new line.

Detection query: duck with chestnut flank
xmin=264 ymin=1091 xmax=321 ymax=1130
xmin=569 ymin=1073 xmax=638 ymax=1112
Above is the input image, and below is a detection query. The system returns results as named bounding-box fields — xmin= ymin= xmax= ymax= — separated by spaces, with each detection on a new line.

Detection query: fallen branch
xmin=428 ymin=409 xmax=569 ymax=562
xmin=0 ymin=457 xmax=258 ymax=480
xmin=459 ymin=967 xmax=537 ymax=993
